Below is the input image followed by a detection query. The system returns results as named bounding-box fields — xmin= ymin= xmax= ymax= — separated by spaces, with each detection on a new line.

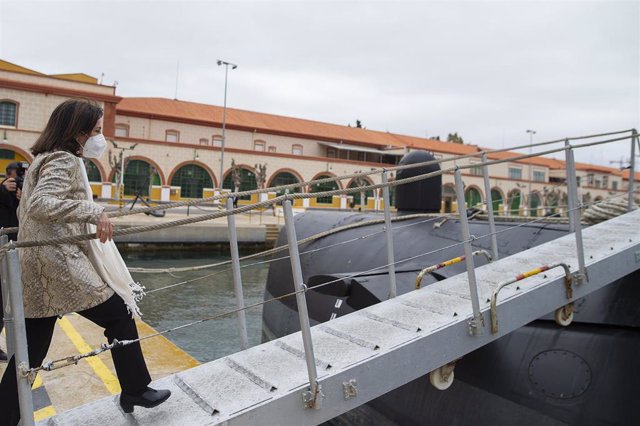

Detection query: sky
xmin=0 ymin=0 xmax=638 ymax=166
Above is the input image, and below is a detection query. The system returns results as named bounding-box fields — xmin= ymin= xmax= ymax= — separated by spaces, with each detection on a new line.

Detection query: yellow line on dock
xmin=34 ymin=406 xmax=56 ymax=421
xmin=57 ymin=317 xmax=121 ymax=394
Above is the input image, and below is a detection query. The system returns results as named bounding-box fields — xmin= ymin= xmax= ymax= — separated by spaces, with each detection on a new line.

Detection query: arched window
xmin=546 ymin=191 xmax=560 ymax=216
xmin=0 ymin=101 xmax=18 ymax=127
xmin=269 ymin=172 xmax=302 ymax=196
xmin=113 ymin=159 xmax=160 ymax=196
xmin=83 ymin=159 xmax=102 ymax=182
xmin=171 ymin=164 xmax=213 ymax=198
xmin=508 ymin=189 xmax=521 ymax=216
xmin=310 ymin=174 xmax=338 ymax=204
xmin=348 ymin=179 xmax=374 ymax=206
xmin=490 ymin=189 xmax=503 ymax=213
xmin=465 ymin=187 xmax=482 ymax=208
xmin=529 ymin=192 xmax=542 ymax=217
xmin=223 ymin=167 xmax=257 ymax=200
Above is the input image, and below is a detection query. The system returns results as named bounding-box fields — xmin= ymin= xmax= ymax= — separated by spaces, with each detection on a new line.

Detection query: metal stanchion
xmin=381 ymin=171 xmax=397 ymax=298
xmin=226 ymin=198 xmax=249 ymax=350
xmin=481 ymin=153 xmax=499 ymax=261
xmin=564 ymin=144 xmax=588 ymax=283
xmin=2 ymin=247 xmax=35 ymax=426
xmin=564 ymin=139 xmax=576 ymax=232
xmin=1 ymin=234 xmax=14 ymax=358
xmin=282 ymin=200 xmax=323 ymax=409
xmin=453 ymin=169 xmax=484 ymax=335
xmin=628 ymin=129 xmax=637 ymax=212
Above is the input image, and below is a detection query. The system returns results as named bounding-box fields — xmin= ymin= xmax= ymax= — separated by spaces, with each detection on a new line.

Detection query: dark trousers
xmin=0 ymin=294 xmax=151 ymax=425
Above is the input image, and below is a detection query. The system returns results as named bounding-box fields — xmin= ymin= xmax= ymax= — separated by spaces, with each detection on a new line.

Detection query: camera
xmin=7 ymin=162 xmax=28 ymax=190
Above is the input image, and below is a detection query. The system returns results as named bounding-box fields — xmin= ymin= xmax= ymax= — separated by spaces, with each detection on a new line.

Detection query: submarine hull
xmin=262 ymin=211 xmax=640 ymax=425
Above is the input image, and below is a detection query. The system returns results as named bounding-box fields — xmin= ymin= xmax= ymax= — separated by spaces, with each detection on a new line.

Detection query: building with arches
xmin=1 ymin=58 xmax=638 ymax=215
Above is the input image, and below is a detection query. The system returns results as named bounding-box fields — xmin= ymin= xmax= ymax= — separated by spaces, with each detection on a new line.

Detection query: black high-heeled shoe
xmin=119 ymin=387 xmax=171 ymax=413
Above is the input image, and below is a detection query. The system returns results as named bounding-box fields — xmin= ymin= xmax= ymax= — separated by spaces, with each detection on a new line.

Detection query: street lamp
xmin=526 ymin=129 xmax=536 ymax=215
xmin=217 ymin=59 xmax=237 ymax=190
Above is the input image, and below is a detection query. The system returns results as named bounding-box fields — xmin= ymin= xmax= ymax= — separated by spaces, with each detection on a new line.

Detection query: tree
xmin=447 ymin=132 xmax=464 ymax=144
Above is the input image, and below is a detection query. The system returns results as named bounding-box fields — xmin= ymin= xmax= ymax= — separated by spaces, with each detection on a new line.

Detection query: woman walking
xmin=0 ymin=99 xmax=170 ymax=425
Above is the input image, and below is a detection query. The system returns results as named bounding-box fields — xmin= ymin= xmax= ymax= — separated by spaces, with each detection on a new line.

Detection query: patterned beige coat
xmin=18 ymin=151 xmax=114 ymax=318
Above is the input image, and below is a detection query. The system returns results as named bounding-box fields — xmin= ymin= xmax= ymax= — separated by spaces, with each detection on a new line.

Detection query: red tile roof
xmin=117 ymin=97 xmax=476 ymax=154
xmin=116 ymin=97 xmax=637 ymax=179
xmin=621 ymin=169 xmax=640 ymax=181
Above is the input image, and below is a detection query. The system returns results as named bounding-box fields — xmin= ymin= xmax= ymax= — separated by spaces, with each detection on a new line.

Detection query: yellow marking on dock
xmin=136 ymin=319 xmax=200 ymax=372
xmin=34 ymin=405 xmax=56 ymax=421
xmin=57 ymin=317 xmax=121 ymax=394
xmin=32 ymin=373 xmax=42 ymax=389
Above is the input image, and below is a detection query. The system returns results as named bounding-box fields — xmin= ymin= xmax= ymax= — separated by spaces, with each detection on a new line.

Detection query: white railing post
xmin=1 ymin=234 xmax=14 ymax=358
xmin=454 ymin=169 xmax=484 ymax=335
xmin=1 ymin=247 xmax=35 ymax=426
xmin=481 ymin=153 xmax=499 ymax=261
xmin=225 ymin=198 xmax=249 ymax=350
xmin=628 ymin=129 xmax=637 ymax=211
xmin=564 ymin=142 xmax=588 ymax=284
xmin=282 ymin=200 xmax=323 ymax=409
xmin=381 ymin=171 xmax=397 ymax=298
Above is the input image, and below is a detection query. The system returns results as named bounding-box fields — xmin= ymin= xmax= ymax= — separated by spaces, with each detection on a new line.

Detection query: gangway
xmin=38 ymin=208 xmax=640 ymax=425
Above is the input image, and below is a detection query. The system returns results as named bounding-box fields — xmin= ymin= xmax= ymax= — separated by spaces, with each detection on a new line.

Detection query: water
xmin=122 ymin=250 xmax=269 ymax=363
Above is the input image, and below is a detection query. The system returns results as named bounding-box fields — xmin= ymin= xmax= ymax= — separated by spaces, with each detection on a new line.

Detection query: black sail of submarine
xmin=262 ymin=151 xmax=640 ymax=425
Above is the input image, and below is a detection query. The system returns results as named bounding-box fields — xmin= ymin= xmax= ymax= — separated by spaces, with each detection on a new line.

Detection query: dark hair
xmin=31 ymin=99 xmax=104 ymax=156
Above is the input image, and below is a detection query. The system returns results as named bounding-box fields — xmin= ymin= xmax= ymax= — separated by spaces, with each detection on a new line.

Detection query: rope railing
xmin=15 ymin=171 xmax=639 ymax=379
xmin=2 ymin=134 xmax=636 ymax=253
xmin=143 ymin=216 xmax=445 ymax=295
xmin=133 ymin=213 xmax=444 ymax=275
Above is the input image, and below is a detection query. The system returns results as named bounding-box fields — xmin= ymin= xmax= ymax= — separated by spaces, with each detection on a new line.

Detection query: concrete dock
xmin=107 ymin=205 xmax=284 ymax=245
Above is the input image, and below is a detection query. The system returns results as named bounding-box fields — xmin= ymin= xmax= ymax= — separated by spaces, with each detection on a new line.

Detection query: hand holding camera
xmin=2 ymin=178 xmax=16 ymax=192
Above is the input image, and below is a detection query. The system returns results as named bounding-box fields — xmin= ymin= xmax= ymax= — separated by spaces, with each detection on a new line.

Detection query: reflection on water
xmin=123 ymin=250 xmax=268 ymax=363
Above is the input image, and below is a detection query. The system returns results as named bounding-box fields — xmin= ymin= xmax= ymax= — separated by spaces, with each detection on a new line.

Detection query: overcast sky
xmin=1 ymin=0 xmax=638 ymax=166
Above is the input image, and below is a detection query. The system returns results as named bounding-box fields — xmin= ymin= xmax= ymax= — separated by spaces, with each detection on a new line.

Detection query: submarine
xmin=262 ymin=151 xmax=640 ymax=425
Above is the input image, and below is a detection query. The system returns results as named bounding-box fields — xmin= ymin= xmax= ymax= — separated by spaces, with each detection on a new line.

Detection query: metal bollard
xmin=2 ymin=247 xmax=35 ymax=426
xmin=564 ymin=144 xmax=588 ymax=284
xmin=629 ymin=129 xmax=637 ymax=212
xmin=282 ymin=200 xmax=323 ymax=409
xmin=225 ymin=198 xmax=249 ymax=350
xmin=481 ymin=153 xmax=499 ymax=261
xmin=1 ymin=234 xmax=15 ymax=358
xmin=381 ymin=171 xmax=398 ymax=298
xmin=453 ymin=169 xmax=484 ymax=335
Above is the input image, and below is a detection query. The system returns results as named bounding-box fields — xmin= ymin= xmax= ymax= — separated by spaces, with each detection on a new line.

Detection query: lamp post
xmin=217 ymin=60 xmax=237 ymax=190
xmin=526 ymin=129 xmax=536 ymax=216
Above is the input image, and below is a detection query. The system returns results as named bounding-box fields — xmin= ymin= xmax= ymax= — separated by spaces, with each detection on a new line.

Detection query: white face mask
xmin=83 ymin=134 xmax=107 ymax=158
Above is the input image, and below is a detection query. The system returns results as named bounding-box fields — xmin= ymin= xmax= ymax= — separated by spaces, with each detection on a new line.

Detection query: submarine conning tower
xmin=394 ymin=150 xmax=442 ymax=213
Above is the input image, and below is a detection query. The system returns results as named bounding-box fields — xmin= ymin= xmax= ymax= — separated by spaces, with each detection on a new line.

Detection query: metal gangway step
xmin=38 ymin=208 xmax=640 ymax=425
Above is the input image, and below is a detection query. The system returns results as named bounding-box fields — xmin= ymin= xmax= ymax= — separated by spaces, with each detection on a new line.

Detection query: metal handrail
xmin=490 ymin=262 xmax=573 ymax=334
xmin=415 ymin=250 xmax=493 ymax=289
